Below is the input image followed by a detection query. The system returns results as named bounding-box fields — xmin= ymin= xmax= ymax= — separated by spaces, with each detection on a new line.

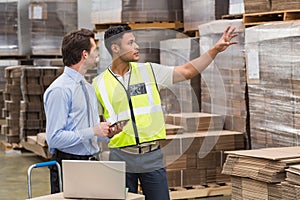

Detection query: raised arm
xmin=173 ymin=26 xmax=238 ymax=83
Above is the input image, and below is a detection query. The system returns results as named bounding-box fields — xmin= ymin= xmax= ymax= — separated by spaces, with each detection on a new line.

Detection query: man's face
xmin=83 ymin=38 xmax=99 ymax=70
xmin=117 ymin=32 xmax=139 ymax=62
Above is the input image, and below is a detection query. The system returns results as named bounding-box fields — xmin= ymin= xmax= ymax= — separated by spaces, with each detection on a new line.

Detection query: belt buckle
xmin=138 ymin=144 xmax=152 ymax=154
xmin=88 ymin=154 xmax=99 ymax=161
xmin=138 ymin=146 xmax=144 ymax=154
xmin=88 ymin=156 xmax=96 ymax=160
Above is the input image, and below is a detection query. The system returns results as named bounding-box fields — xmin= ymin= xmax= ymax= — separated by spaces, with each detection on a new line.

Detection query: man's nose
xmin=134 ymin=43 xmax=139 ymax=50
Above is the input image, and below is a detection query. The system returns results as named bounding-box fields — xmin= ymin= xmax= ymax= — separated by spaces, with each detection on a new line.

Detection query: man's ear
xmin=111 ymin=44 xmax=120 ymax=54
xmin=82 ymin=50 xmax=88 ymax=59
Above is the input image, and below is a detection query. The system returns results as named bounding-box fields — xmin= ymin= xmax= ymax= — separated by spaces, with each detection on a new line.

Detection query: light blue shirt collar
xmin=64 ymin=66 xmax=86 ymax=83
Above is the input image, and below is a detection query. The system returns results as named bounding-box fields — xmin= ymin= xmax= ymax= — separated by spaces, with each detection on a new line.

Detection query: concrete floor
xmin=0 ymin=134 xmax=232 ymax=200
xmin=0 ymin=135 xmax=50 ymax=200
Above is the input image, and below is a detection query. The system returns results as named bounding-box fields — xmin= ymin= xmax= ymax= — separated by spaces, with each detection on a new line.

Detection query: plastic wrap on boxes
xmin=91 ymin=0 xmax=182 ymax=24
xmin=160 ymin=37 xmax=200 ymax=66
xmin=91 ymin=0 xmax=122 ymax=24
xmin=77 ymin=0 xmax=92 ymax=30
xmin=243 ymin=0 xmax=271 ymax=14
xmin=122 ymin=0 xmax=182 ymax=23
xmin=96 ymin=31 xmax=112 ymax=74
xmin=29 ymin=0 xmax=77 ymax=55
xmin=160 ymin=37 xmax=200 ymax=113
xmin=183 ymin=0 xmax=229 ymax=31
xmin=272 ymin=0 xmax=300 ymax=11
xmin=0 ymin=89 xmax=3 ymax=119
xmin=198 ymin=20 xmax=248 ymax=136
xmin=97 ymin=28 xmax=177 ymax=73
xmin=0 ymin=1 xmax=18 ymax=54
xmin=0 ymin=0 xmax=30 ymax=56
xmin=134 ymin=29 xmax=177 ymax=63
xmin=229 ymin=0 xmax=244 ymax=15
xmin=245 ymin=22 xmax=300 ymax=149
xmin=33 ymin=58 xmax=63 ymax=67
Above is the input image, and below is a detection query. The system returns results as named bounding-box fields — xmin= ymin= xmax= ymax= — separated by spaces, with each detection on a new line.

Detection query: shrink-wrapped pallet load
xmin=272 ymin=0 xmax=300 ymax=11
xmin=97 ymin=29 xmax=177 ymax=73
xmin=0 ymin=0 xmax=30 ymax=56
xmin=0 ymin=90 xmax=3 ymax=120
xmin=243 ymin=0 xmax=271 ymax=13
xmin=198 ymin=20 xmax=248 ymax=145
xmin=183 ymin=0 xmax=229 ymax=31
xmin=91 ymin=0 xmax=182 ymax=24
xmin=245 ymin=21 xmax=300 ymax=149
xmin=160 ymin=37 xmax=200 ymax=113
xmin=95 ymin=31 xmax=111 ymax=74
xmin=29 ymin=0 xmax=77 ymax=55
xmin=229 ymin=0 xmax=244 ymax=15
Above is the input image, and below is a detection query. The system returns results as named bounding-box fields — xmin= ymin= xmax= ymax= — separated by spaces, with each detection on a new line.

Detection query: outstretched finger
xmin=229 ymin=41 xmax=239 ymax=45
xmin=224 ymin=25 xmax=231 ymax=34
xmin=228 ymin=27 xmax=236 ymax=36
xmin=230 ymin=33 xmax=239 ymax=39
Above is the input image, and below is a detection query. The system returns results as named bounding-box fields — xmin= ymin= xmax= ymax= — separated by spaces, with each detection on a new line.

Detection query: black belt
xmin=54 ymin=149 xmax=99 ymax=161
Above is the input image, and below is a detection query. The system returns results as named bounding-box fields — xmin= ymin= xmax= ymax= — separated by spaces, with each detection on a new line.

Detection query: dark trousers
xmin=49 ymin=150 xmax=98 ymax=194
xmin=126 ymin=168 xmax=170 ymax=200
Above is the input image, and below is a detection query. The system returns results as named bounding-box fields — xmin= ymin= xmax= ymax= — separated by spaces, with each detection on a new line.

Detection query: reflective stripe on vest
xmin=93 ymin=62 xmax=166 ymax=148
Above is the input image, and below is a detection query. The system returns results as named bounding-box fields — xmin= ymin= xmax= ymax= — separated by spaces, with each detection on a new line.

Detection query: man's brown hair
xmin=61 ymin=29 xmax=95 ymax=66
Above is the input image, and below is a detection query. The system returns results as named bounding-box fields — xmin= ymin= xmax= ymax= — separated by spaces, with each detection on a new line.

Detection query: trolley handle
xmin=34 ymin=160 xmax=57 ymax=168
xmin=27 ymin=160 xmax=62 ymax=199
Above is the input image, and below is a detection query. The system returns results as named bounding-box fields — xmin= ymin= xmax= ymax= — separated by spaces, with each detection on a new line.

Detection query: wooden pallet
xmin=29 ymin=54 xmax=62 ymax=59
xmin=243 ymin=9 xmax=300 ymax=27
xmin=222 ymin=14 xmax=243 ymax=20
xmin=0 ymin=140 xmax=23 ymax=151
xmin=31 ymin=51 xmax=62 ymax=57
xmin=128 ymin=21 xmax=183 ymax=30
xmin=169 ymin=183 xmax=231 ymax=200
xmin=94 ymin=21 xmax=183 ymax=30
xmin=0 ymin=55 xmax=28 ymax=60
xmin=21 ymin=135 xmax=51 ymax=159
xmin=94 ymin=23 xmax=125 ymax=30
xmin=180 ymin=30 xmax=200 ymax=38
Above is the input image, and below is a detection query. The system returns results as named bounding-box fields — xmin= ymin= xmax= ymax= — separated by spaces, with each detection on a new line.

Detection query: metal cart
xmin=27 ymin=160 xmax=62 ymax=199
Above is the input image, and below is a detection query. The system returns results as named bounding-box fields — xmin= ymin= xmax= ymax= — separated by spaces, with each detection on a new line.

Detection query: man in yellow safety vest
xmin=93 ymin=24 xmax=238 ymax=200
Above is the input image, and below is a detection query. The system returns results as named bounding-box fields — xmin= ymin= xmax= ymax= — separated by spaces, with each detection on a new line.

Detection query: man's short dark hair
xmin=104 ymin=25 xmax=132 ymax=55
xmin=61 ymin=28 xmax=95 ymax=67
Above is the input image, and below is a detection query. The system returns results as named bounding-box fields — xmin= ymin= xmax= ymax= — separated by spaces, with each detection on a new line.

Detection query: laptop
xmin=62 ymin=160 xmax=126 ymax=199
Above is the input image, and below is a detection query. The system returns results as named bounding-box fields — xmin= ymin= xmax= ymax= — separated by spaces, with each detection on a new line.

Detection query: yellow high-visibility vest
xmin=93 ymin=62 xmax=166 ymax=148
